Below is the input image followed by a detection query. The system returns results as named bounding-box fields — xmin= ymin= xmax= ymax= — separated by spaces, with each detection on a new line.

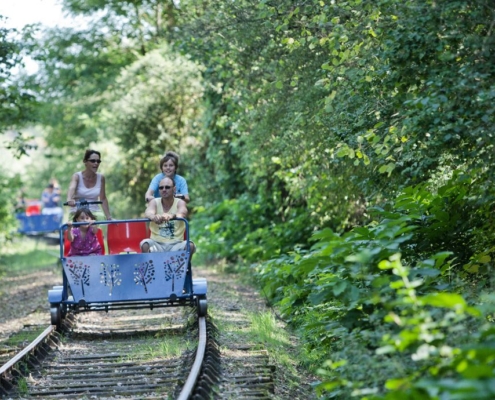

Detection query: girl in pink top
xmin=67 ymin=208 xmax=103 ymax=256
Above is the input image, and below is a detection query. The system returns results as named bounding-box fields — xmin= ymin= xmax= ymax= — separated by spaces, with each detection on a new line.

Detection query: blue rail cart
xmin=48 ymin=218 xmax=207 ymax=328
xmin=16 ymin=213 xmax=63 ymax=236
xmin=16 ymin=201 xmax=63 ymax=236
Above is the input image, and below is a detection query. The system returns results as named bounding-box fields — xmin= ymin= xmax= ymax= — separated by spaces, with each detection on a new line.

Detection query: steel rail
xmin=0 ymin=325 xmax=55 ymax=376
xmin=177 ymin=316 xmax=207 ymax=400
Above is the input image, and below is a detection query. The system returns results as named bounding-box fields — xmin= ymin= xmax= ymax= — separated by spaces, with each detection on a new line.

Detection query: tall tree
xmin=100 ymin=44 xmax=204 ymax=212
xmin=0 ymin=17 xmax=38 ymax=156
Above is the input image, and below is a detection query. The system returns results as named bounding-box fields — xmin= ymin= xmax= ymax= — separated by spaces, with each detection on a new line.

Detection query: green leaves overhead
xmin=102 ymin=44 xmax=204 ymax=207
xmin=0 ymin=17 xmax=38 ymax=133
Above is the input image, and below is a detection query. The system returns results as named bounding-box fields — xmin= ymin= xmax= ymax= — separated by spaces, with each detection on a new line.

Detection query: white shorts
xmin=42 ymin=207 xmax=63 ymax=215
xmin=140 ymin=238 xmax=193 ymax=253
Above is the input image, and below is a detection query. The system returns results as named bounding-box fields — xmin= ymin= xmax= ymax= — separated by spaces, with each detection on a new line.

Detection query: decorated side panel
xmin=62 ymin=252 xmax=190 ymax=302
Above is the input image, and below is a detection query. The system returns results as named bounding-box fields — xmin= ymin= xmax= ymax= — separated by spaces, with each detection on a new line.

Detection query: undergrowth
xmin=247 ymin=180 xmax=495 ymax=399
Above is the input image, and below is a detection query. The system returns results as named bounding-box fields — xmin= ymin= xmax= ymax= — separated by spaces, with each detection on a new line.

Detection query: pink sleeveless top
xmin=68 ymin=228 xmax=102 ymax=256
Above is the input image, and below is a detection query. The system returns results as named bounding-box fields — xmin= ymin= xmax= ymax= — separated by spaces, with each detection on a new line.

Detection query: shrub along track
xmin=1 ymin=260 xmax=317 ymax=399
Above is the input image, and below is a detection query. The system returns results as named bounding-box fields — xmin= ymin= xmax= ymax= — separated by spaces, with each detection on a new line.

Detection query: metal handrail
xmin=58 ymin=218 xmax=190 ymax=258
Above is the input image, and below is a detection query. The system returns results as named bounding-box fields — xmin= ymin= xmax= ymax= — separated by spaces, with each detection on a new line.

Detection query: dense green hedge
xmin=253 ymin=178 xmax=495 ymax=398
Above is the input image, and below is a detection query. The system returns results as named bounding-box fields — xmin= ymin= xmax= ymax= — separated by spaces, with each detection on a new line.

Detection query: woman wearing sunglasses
xmin=66 ymin=149 xmax=112 ymax=221
xmin=144 ymin=151 xmax=190 ymax=204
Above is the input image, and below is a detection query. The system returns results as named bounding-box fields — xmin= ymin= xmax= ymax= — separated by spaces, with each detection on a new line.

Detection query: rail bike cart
xmin=48 ymin=210 xmax=207 ymax=328
xmin=15 ymin=200 xmax=63 ymax=237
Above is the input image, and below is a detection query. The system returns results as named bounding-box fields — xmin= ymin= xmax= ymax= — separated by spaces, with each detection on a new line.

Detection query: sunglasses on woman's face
xmin=159 ymin=185 xmax=172 ymax=190
xmin=87 ymin=159 xmax=101 ymax=164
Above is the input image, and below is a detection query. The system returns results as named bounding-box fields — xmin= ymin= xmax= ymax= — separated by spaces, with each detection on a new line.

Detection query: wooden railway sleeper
xmin=192 ymin=385 xmax=214 ymax=400
xmin=0 ymin=376 xmax=14 ymax=396
xmin=203 ymin=362 xmax=220 ymax=377
xmin=196 ymin=381 xmax=219 ymax=398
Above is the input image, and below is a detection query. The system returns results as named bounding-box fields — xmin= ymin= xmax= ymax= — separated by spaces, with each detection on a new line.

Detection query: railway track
xmin=0 ymin=307 xmax=219 ymax=399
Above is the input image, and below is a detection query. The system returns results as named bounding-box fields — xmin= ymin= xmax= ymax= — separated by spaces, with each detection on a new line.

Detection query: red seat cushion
xmin=107 ymin=222 xmax=149 ymax=254
xmin=25 ymin=203 xmax=42 ymax=216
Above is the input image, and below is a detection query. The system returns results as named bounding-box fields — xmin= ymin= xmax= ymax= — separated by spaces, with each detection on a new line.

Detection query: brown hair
xmin=159 ymin=151 xmax=180 ymax=170
xmin=72 ymin=208 xmax=97 ymax=222
xmin=83 ymin=149 xmax=101 ymax=161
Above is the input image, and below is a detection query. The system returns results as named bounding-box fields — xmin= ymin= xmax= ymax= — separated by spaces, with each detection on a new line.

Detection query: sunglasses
xmin=159 ymin=185 xmax=172 ymax=190
xmin=87 ymin=159 xmax=102 ymax=164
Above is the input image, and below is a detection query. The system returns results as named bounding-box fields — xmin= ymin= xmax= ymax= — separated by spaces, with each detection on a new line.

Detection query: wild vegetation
xmin=1 ymin=0 xmax=495 ymax=398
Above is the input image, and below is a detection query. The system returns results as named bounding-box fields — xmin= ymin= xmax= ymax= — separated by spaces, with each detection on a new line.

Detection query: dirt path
xmin=0 ymin=268 xmax=57 ymax=341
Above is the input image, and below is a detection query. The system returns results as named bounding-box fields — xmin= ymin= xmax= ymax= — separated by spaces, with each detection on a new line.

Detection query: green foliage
xmin=101 ymin=43 xmax=204 ymax=211
xmin=254 ymin=180 xmax=495 ymax=397
xmin=193 ymin=194 xmax=312 ymax=262
xmin=0 ymin=172 xmax=21 ymax=242
xmin=0 ymin=17 xmax=39 ymax=154
xmin=3 ymin=0 xmax=495 ymax=396
xmin=25 ymin=24 xmax=139 ymax=148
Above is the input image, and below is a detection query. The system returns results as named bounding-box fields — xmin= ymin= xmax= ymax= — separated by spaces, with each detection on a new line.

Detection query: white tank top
xmin=70 ymin=172 xmax=102 ymax=213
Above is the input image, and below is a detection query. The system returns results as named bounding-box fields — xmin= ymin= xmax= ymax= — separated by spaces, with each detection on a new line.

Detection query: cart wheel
xmin=197 ymin=297 xmax=207 ymax=317
xmin=50 ymin=304 xmax=62 ymax=328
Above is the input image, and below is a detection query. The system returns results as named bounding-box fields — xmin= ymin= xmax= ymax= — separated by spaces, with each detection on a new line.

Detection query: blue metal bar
xmin=58 ymin=218 xmax=190 ymax=258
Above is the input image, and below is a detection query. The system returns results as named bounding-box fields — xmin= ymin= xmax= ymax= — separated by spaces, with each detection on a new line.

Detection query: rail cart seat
xmin=107 ymin=221 xmax=149 ymax=254
xmin=25 ymin=203 xmax=42 ymax=216
xmin=63 ymin=228 xmax=106 ymax=256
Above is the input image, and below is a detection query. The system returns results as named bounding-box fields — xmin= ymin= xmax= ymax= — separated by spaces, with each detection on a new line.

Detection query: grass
xmin=122 ymin=336 xmax=193 ymax=362
xmin=249 ymin=312 xmax=290 ymax=347
xmin=209 ymin=300 xmax=316 ymax=397
xmin=213 ymin=301 xmax=306 ymax=374
xmin=248 ymin=311 xmax=300 ymax=373
xmin=3 ymin=324 xmax=48 ymax=348
xmin=0 ymin=236 xmax=59 ymax=275
xmin=15 ymin=377 xmax=28 ymax=396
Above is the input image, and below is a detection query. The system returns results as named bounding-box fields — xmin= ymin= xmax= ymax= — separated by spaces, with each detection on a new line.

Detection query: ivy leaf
xmin=419 ymin=293 xmax=467 ymax=309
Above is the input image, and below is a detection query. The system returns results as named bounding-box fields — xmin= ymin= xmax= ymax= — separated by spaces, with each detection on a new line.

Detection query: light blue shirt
xmin=148 ymin=173 xmax=188 ymax=198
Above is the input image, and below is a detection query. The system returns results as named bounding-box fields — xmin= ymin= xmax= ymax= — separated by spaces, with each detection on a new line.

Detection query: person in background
xmin=67 ymin=208 xmax=103 ymax=256
xmin=140 ymin=176 xmax=195 ymax=254
xmin=66 ymin=149 xmax=112 ymax=221
xmin=41 ymin=183 xmax=63 ymax=217
xmin=49 ymin=178 xmax=61 ymax=195
xmin=144 ymin=151 xmax=190 ymax=204
xmin=14 ymin=189 xmax=26 ymax=213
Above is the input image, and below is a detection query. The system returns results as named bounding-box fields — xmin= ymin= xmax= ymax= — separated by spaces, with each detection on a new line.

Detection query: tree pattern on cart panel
xmin=134 ymin=260 xmax=156 ymax=293
xmin=164 ymin=253 xmax=187 ymax=293
xmin=100 ymin=263 xmax=122 ymax=296
xmin=67 ymin=259 xmax=91 ymax=297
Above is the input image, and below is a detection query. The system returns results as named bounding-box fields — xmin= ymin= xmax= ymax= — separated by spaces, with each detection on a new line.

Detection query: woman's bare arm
xmin=99 ymin=175 xmax=112 ymax=220
xmin=66 ymin=173 xmax=79 ymax=206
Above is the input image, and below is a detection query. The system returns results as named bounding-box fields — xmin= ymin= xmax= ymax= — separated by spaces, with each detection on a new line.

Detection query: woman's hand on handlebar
xmin=63 ymin=200 xmax=102 ymax=208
